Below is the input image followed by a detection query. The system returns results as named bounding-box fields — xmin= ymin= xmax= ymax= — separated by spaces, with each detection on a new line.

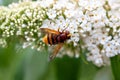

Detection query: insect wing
xmin=40 ymin=28 xmax=60 ymax=35
xmin=49 ymin=43 xmax=63 ymax=60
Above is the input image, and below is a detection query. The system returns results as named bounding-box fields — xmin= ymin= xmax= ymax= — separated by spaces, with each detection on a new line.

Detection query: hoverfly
xmin=40 ymin=27 xmax=71 ymax=60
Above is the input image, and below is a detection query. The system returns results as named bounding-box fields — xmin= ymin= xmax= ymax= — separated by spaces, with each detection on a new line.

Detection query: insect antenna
xmin=62 ymin=23 xmax=69 ymax=32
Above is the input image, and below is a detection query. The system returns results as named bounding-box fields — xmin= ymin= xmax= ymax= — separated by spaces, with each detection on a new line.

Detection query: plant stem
xmin=110 ymin=55 xmax=120 ymax=80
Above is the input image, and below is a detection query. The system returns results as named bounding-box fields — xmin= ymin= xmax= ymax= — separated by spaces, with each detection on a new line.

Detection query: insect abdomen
xmin=47 ymin=33 xmax=67 ymax=45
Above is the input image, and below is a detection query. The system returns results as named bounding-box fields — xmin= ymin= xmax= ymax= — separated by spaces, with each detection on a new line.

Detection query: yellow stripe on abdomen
xmin=42 ymin=35 xmax=48 ymax=44
xmin=48 ymin=34 xmax=53 ymax=45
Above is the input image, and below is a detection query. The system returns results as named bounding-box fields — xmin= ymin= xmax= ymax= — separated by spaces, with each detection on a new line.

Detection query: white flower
xmin=103 ymin=39 xmax=120 ymax=57
xmin=1 ymin=0 xmax=120 ymax=67
xmin=64 ymin=9 xmax=75 ymax=18
xmin=108 ymin=0 xmax=120 ymax=10
xmin=0 ymin=39 xmax=7 ymax=47
xmin=22 ymin=42 xmax=32 ymax=49
xmin=39 ymin=0 xmax=54 ymax=8
xmin=47 ymin=9 xmax=57 ymax=19
xmin=53 ymin=0 xmax=70 ymax=10
xmin=78 ymin=0 xmax=105 ymax=11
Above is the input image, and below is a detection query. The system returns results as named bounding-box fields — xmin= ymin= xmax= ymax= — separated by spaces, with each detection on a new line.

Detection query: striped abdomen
xmin=42 ymin=33 xmax=68 ymax=45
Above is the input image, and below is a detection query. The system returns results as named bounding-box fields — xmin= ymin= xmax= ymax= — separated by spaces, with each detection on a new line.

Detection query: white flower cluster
xmin=39 ymin=0 xmax=120 ymax=66
xmin=0 ymin=2 xmax=46 ymax=50
xmin=0 ymin=0 xmax=120 ymax=66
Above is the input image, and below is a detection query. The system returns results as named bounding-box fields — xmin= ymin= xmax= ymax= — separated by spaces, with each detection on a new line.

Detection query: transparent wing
xmin=49 ymin=43 xmax=63 ymax=60
xmin=40 ymin=28 xmax=60 ymax=35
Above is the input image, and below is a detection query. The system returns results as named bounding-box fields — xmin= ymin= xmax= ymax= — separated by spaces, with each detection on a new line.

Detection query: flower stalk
xmin=110 ymin=55 xmax=120 ymax=80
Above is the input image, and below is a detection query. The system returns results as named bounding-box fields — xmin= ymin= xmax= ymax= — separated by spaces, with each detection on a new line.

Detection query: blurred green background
xmin=0 ymin=0 xmax=114 ymax=80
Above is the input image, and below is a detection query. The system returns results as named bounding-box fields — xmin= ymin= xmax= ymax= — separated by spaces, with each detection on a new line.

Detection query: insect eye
xmin=65 ymin=31 xmax=70 ymax=35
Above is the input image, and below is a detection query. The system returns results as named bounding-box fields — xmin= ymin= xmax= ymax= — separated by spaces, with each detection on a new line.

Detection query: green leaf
xmin=94 ymin=67 xmax=114 ymax=80
xmin=78 ymin=61 xmax=100 ymax=80
xmin=0 ymin=0 xmax=18 ymax=6
xmin=23 ymin=48 xmax=49 ymax=80
xmin=40 ymin=63 xmax=57 ymax=80
xmin=110 ymin=55 xmax=120 ymax=80
xmin=0 ymin=45 xmax=25 ymax=80
xmin=54 ymin=56 xmax=80 ymax=80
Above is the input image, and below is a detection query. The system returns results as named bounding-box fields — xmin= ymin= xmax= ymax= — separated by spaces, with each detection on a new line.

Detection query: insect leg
xmin=49 ymin=43 xmax=63 ymax=61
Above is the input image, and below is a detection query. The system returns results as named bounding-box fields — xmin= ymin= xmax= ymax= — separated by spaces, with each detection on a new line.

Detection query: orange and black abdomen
xmin=47 ymin=33 xmax=68 ymax=45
